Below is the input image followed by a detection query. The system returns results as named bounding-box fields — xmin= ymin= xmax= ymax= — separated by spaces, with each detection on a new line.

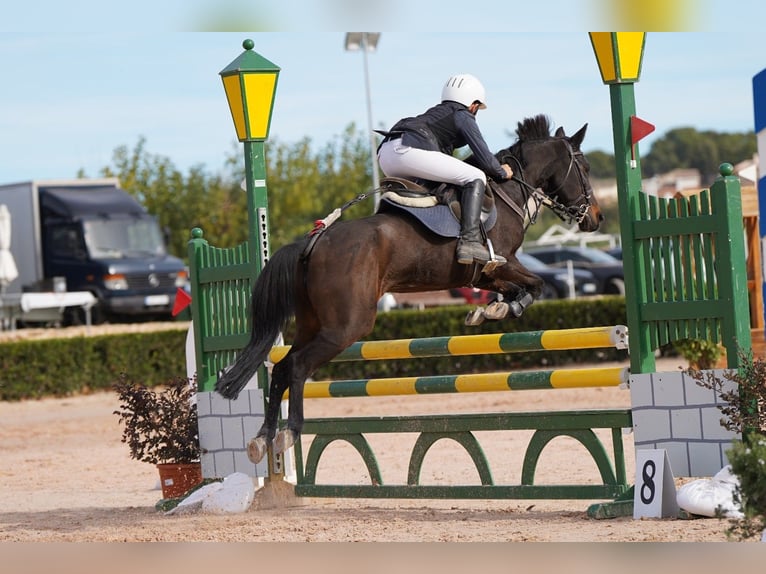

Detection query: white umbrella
xmin=0 ymin=204 xmax=19 ymax=292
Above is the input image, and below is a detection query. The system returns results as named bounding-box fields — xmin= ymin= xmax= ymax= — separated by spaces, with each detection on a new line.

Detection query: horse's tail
xmin=215 ymin=238 xmax=306 ymax=399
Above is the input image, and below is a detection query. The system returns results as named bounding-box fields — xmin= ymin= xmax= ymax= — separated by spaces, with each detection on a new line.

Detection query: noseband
xmin=501 ymin=140 xmax=595 ymax=227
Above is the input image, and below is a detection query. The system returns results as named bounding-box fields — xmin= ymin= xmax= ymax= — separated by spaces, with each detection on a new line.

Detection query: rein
xmin=496 ymin=141 xmax=593 ymax=227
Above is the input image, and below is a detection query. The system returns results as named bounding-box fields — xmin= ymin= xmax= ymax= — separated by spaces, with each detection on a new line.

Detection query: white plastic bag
xmin=167 ymin=472 xmax=255 ymax=515
xmin=676 ymin=465 xmax=744 ymax=519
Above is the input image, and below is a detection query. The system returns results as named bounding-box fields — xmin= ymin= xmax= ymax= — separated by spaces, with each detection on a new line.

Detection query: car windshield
xmin=83 ymin=217 xmax=167 ymax=258
xmin=517 ymin=253 xmax=549 ymax=270
xmin=531 ymin=246 xmax=620 ymax=264
xmin=573 ymin=247 xmax=621 ymax=263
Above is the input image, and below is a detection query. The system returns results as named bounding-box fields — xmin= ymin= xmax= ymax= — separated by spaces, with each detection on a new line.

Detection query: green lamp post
xmin=589 ymin=32 xmax=655 ymax=373
xmin=220 ymin=40 xmax=285 ymax=478
xmin=220 ymin=38 xmax=280 ymax=280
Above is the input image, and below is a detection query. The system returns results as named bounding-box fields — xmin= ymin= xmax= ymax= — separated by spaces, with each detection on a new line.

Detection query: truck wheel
xmin=63 ymin=303 xmax=105 ymax=326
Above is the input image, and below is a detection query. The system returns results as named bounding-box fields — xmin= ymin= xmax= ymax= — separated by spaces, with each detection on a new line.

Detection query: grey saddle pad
xmin=379 ymin=197 xmax=497 ymax=238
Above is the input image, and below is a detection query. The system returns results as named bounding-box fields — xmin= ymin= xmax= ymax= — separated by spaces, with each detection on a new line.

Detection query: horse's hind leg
xmin=273 ymin=333 xmax=349 ymax=455
xmin=248 ymin=334 xmax=350 ymax=463
xmin=247 ymin=363 xmax=291 ymax=464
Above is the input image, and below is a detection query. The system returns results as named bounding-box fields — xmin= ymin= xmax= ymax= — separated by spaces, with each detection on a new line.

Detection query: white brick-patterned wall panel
xmin=628 ymin=373 xmax=654 ymax=407
xmin=652 ymin=372 xmax=686 ymax=406
xmin=701 ymin=407 xmax=738 ymax=441
xmin=233 ymin=449 xmax=261 ymax=478
xmin=197 ymin=389 xmax=268 ymax=479
xmin=630 ymin=370 xmax=741 ymax=477
xmin=198 ymin=415 xmax=223 ymax=451
xmin=682 ymin=372 xmax=718 ymax=405
xmin=669 ymin=407 xmax=703 ymax=440
xmin=631 ymin=407 xmax=671 ymax=443
xmin=689 ymin=442 xmax=727 ymax=476
xmin=201 ymin=455 xmax=216 ymax=477
xmin=221 ymin=416 xmax=246 ymax=450
xmin=213 ymin=450 xmax=236 ymax=477
xmin=196 ymin=391 xmax=213 ymax=416
xmin=210 ymin=392 xmax=234 ymax=415
xmin=648 ymin=441 xmax=689 ymax=476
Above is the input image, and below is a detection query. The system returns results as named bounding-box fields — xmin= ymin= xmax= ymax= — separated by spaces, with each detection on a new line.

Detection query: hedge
xmin=0 ymin=296 xmax=630 ymax=401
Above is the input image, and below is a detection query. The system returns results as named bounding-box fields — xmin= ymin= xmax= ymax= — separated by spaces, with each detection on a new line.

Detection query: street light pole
xmin=345 ymin=32 xmax=381 ymax=210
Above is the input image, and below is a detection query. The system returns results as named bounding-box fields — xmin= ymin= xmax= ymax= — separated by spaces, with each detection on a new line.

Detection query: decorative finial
xmin=242 ymin=39 xmax=254 ymax=51
xmin=191 ymin=227 xmax=204 ymax=239
xmin=719 ymin=163 xmax=734 ymax=177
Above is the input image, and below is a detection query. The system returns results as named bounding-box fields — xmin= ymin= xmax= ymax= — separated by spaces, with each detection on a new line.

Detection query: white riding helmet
xmin=441 ymin=74 xmax=487 ymax=109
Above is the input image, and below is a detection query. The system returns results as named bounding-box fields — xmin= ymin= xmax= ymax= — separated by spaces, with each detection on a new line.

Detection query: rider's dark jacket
xmin=385 ymin=100 xmax=507 ymax=182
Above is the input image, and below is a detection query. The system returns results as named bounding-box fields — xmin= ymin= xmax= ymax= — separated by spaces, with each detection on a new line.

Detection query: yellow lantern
xmin=589 ymin=32 xmax=646 ymax=84
xmin=220 ymin=38 xmax=280 ymax=141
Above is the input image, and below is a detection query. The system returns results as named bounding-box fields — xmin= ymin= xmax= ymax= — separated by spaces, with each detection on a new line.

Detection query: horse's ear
xmin=554 ymin=126 xmax=565 ymax=137
xmin=569 ymin=123 xmax=588 ymax=150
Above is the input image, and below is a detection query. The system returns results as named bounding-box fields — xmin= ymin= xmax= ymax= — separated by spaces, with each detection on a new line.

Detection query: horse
xmin=216 ymin=114 xmax=602 ymax=463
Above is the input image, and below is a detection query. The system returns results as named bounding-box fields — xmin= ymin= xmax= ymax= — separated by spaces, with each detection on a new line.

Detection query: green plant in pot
xmin=687 ymin=349 xmax=766 ymax=540
xmin=673 ymin=338 xmax=724 ymax=370
xmin=113 ymin=374 xmax=202 ymax=500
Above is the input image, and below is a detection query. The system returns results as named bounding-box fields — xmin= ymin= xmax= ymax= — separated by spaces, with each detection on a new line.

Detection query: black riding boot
xmin=456 ymin=180 xmax=507 ymax=265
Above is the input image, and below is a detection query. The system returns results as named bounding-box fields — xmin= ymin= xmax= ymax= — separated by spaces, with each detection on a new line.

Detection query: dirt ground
xmin=0 ymin=321 xmax=747 ymax=543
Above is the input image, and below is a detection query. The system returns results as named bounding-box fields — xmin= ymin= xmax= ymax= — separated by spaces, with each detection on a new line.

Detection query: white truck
xmin=0 ymin=178 xmax=187 ymax=325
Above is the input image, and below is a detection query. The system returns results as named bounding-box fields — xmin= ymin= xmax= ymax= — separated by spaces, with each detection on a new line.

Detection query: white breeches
xmin=377 ymin=138 xmax=486 ymax=187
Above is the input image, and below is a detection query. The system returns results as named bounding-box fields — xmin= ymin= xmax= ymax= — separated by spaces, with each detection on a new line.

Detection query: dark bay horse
xmin=216 ymin=114 xmax=602 ymax=463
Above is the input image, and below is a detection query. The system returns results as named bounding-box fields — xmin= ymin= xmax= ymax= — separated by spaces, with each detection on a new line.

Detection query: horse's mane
xmin=515 ymin=114 xmax=553 ymax=142
xmin=468 ymin=114 xmax=554 ymax=166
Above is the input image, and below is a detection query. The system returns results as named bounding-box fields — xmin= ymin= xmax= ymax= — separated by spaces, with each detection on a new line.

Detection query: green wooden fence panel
xmin=188 ymin=228 xmax=254 ymax=391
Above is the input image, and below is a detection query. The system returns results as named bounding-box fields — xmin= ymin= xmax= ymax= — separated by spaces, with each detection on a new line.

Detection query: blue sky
xmin=1 ymin=5 xmax=765 ymax=183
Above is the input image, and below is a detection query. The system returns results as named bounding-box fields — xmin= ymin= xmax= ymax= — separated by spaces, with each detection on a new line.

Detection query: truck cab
xmin=0 ymin=179 xmax=188 ymax=326
xmin=38 ymin=184 xmax=187 ymax=323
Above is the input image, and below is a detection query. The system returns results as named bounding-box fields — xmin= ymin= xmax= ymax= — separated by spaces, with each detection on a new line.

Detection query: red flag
xmin=630 ymin=115 xmax=655 ymax=145
xmin=172 ymin=287 xmax=192 ymax=317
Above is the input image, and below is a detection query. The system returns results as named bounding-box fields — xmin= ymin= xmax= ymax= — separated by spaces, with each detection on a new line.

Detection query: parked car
xmin=516 ymin=252 xmax=599 ymax=299
xmin=604 ymin=246 xmax=622 ymax=260
xmin=449 ymin=253 xmax=598 ymax=302
xmin=449 ymin=287 xmax=497 ymax=305
xmin=524 ymin=245 xmax=625 ymax=295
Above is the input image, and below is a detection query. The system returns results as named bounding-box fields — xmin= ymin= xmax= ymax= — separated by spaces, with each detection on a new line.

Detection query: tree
xmin=90 ymin=125 xmax=375 ymax=261
xmin=245 ymin=123 xmax=374 ymax=248
xmin=584 ymin=150 xmax=616 ymax=179
xmin=92 ymin=137 xmax=248 ymax=259
xmin=642 ymin=127 xmax=756 ymax=185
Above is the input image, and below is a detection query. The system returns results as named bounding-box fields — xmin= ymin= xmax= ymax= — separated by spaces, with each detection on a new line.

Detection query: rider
xmin=377 ymin=74 xmax=514 ymax=266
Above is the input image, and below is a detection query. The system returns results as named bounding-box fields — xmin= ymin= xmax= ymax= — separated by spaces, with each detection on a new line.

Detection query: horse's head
xmin=504 ymin=115 xmax=602 ymax=232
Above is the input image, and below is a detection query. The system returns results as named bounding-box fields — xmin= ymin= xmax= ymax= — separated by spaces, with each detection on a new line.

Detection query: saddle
xmin=379 ymin=177 xmax=495 ymax=222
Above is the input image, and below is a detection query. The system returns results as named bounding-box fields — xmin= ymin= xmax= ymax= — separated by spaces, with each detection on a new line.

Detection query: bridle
xmin=495 ymin=139 xmax=595 ymax=228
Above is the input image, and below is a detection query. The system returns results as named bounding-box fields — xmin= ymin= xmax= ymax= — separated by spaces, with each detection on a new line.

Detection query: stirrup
xmin=481 ymin=239 xmax=505 ymax=272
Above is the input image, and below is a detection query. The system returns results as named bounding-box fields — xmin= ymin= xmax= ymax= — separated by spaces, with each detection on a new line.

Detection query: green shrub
xmin=688 ymin=349 xmax=766 ymax=540
xmin=0 ymin=330 xmax=187 ymax=401
xmin=0 ymin=296 xmax=630 ymax=401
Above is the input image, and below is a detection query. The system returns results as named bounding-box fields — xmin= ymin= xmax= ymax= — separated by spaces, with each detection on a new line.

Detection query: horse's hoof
xmin=483 ymin=301 xmax=509 ymax=320
xmin=274 ymin=429 xmax=297 ymax=454
xmin=509 ymin=300 xmax=524 ymax=318
xmin=518 ymin=292 xmax=534 ymax=307
xmin=247 ymin=436 xmax=268 ymax=464
xmin=464 ymin=307 xmax=485 ymax=326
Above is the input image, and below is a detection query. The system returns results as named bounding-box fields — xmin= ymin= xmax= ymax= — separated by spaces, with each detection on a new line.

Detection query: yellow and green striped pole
xmin=268 ymin=325 xmax=627 ymax=364
xmin=288 ymin=366 xmax=627 ymax=399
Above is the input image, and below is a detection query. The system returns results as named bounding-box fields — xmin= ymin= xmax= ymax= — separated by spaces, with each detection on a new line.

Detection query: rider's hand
xmin=501 ymin=164 xmax=514 ymax=179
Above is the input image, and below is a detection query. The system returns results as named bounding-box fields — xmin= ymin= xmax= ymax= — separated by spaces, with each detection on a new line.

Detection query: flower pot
xmin=156 ymin=462 xmax=202 ymax=499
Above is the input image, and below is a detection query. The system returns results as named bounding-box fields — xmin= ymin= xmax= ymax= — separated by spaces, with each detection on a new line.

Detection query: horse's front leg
xmin=465 ymin=260 xmax=544 ymax=325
